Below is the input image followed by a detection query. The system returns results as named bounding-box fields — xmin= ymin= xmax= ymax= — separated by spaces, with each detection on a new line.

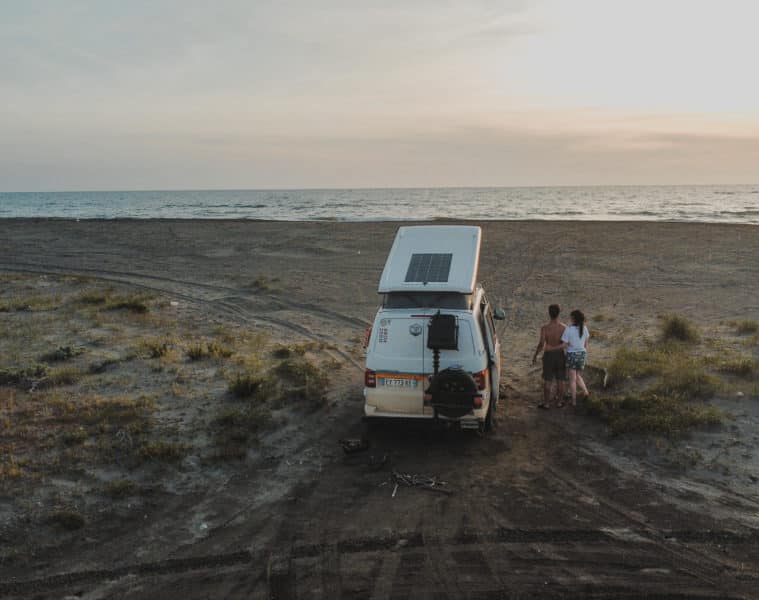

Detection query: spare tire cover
xmin=428 ymin=367 xmax=477 ymax=418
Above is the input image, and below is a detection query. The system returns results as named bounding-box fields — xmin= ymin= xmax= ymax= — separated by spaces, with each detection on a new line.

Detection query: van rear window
xmin=383 ymin=292 xmax=471 ymax=309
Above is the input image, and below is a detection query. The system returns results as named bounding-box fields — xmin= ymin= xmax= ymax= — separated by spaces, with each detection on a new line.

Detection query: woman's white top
xmin=561 ymin=325 xmax=589 ymax=353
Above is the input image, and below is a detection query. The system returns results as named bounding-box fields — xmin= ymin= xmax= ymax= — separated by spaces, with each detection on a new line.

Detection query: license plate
xmin=380 ymin=377 xmax=418 ymax=388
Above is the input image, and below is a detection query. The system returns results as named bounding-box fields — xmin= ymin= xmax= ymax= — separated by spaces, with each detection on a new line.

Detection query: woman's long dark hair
xmin=570 ymin=309 xmax=585 ymax=337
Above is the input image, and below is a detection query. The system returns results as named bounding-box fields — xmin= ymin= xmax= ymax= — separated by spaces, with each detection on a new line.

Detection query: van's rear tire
xmin=483 ymin=400 xmax=495 ymax=432
xmin=480 ymin=384 xmax=499 ymax=433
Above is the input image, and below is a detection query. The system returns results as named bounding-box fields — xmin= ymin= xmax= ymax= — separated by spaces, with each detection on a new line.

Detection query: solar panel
xmin=404 ymin=253 xmax=452 ymax=283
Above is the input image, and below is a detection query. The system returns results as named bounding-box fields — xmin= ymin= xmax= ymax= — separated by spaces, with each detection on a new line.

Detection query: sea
xmin=1 ymin=185 xmax=758 ymax=223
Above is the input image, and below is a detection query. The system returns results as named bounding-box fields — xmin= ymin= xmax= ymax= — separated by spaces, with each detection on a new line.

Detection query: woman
xmin=560 ymin=309 xmax=590 ymax=407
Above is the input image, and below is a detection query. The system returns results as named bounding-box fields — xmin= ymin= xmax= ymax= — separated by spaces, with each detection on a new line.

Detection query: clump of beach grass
xmin=585 ymin=392 xmax=723 ymax=437
xmin=46 ymin=366 xmax=84 ymax=387
xmin=213 ymin=325 xmax=237 ymax=345
xmin=39 ymin=345 xmax=84 ymax=363
xmin=227 ymin=352 xmax=329 ymax=406
xmin=105 ymin=293 xmax=152 ymax=313
xmin=187 ymin=340 xmax=233 ymax=361
xmin=136 ymin=440 xmax=186 ymax=463
xmin=592 ymin=313 xmax=614 ymax=322
xmin=61 ymin=426 xmax=88 ymax=446
xmin=0 ymin=294 xmax=58 ymax=312
xmin=271 ymin=342 xmax=318 ymax=358
xmin=46 ymin=509 xmax=86 ymax=530
xmin=139 ymin=336 xmax=174 ymax=358
xmin=275 ymin=357 xmax=327 ymax=386
xmin=88 ymin=356 xmax=123 ymax=374
xmin=0 ymin=457 xmax=23 ymax=481
xmin=0 ymin=363 xmax=48 ymax=388
xmin=660 ymin=314 xmax=700 ymax=343
xmin=732 ymin=319 xmax=759 ymax=335
xmin=714 ymin=357 xmax=756 ymax=377
xmin=42 ymin=393 xmax=155 ymax=432
xmin=75 ymin=290 xmax=109 ymax=306
xmin=186 ymin=343 xmax=207 ymax=361
xmin=324 ymin=357 xmax=343 ymax=371
xmin=590 ymin=323 xmax=732 ymax=437
xmin=606 ymin=347 xmax=668 ymax=384
xmin=208 ymin=340 xmax=233 ymax=358
xmin=228 ymin=369 xmax=271 ymax=399
xmin=652 ymin=365 xmax=719 ymax=399
xmin=76 ymin=289 xmax=152 ymax=312
xmin=248 ymin=276 xmax=281 ymax=293
xmin=607 ymin=344 xmax=717 ymax=398
xmin=274 ymin=357 xmax=329 ymax=405
xmin=103 ymin=479 xmax=138 ymax=498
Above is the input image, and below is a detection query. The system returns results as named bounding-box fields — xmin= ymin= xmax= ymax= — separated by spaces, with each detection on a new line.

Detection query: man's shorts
xmin=542 ymin=349 xmax=567 ymax=381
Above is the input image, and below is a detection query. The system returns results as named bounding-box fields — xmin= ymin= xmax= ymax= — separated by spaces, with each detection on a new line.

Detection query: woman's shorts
xmin=566 ymin=351 xmax=587 ymax=371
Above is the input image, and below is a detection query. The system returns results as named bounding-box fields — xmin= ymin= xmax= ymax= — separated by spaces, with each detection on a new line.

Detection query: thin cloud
xmin=1 ymin=0 xmax=758 ymax=189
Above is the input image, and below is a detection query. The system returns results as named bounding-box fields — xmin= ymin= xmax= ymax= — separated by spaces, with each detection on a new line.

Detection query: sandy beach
xmin=1 ymin=219 xmax=758 ymax=598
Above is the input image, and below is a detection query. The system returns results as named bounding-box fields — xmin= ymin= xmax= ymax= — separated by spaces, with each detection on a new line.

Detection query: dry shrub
xmin=228 ymin=371 xmax=270 ymax=399
xmin=137 ymin=440 xmax=186 ymax=463
xmin=187 ymin=340 xmax=233 ymax=361
xmin=140 ymin=336 xmax=173 ymax=358
xmin=732 ymin=319 xmax=759 ymax=335
xmin=607 ymin=348 xmax=667 ymax=384
xmin=104 ymin=479 xmax=138 ymax=498
xmin=0 ymin=363 xmax=48 ymax=387
xmin=46 ymin=509 xmax=86 ymax=530
xmin=585 ymin=392 xmax=723 ymax=437
xmin=710 ymin=356 xmax=756 ymax=377
xmin=660 ymin=314 xmax=700 ymax=343
xmin=40 ymin=345 xmax=84 ymax=363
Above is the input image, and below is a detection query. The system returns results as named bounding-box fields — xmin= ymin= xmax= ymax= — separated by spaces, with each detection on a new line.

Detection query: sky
xmin=2 ymin=0 xmax=759 ymax=191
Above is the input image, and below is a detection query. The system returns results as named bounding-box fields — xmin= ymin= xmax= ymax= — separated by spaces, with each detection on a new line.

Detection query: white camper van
xmin=363 ymin=225 xmax=505 ymax=431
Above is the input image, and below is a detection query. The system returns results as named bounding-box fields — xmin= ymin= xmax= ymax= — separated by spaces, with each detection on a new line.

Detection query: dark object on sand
xmin=391 ymin=470 xmax=452 ymax=495
xmin=339 ymin=438 xmax=370 ymax=454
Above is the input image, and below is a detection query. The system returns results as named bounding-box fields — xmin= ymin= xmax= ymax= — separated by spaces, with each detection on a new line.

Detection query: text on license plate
xmin=380 ymin=378 xmax=418 ymax=388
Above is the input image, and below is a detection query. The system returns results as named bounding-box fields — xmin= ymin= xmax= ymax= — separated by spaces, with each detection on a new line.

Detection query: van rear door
xmin=368 ymin=315 xmax=427 ymax=415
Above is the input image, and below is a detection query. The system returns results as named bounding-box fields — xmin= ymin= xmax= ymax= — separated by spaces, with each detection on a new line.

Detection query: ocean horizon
xmin=1 ymin=184 xmax=758 ymax=224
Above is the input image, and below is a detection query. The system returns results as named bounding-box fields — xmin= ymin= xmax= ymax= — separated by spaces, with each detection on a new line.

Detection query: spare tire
xmin=427 ymin=367 xmax=478 ymax=419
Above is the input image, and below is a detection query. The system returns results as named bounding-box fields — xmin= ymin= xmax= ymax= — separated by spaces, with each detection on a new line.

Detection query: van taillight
xmin=363 ymin=325 xmax=372 ymax=348
xmin=473 ymin=369 xmax=488 ymax=390
xmin=365 ymin=369 xmax=376 ymax=388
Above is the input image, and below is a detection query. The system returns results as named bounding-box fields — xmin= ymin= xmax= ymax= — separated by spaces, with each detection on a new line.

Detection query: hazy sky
xmin=2 ymin=0 xmax=758 ymax=191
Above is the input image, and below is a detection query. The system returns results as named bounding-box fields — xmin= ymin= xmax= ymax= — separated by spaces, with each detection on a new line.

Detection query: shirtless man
xmin=531 ymin=304 xmax=567 ymax=409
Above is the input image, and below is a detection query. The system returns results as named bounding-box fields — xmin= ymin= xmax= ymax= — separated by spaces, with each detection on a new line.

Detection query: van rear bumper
xmin=364 ymin=404 xmax=484 ymax=428
xmin=364 ymin=405 xmax=432 ymax=419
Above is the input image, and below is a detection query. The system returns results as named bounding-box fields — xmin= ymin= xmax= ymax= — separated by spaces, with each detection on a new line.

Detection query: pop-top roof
xmin=378 ymin=226 xmax=481 ymax=294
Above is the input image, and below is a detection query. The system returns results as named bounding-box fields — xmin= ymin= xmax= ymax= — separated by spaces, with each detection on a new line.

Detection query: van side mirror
xmin=493 ymin=308 xmax=506 ymax=320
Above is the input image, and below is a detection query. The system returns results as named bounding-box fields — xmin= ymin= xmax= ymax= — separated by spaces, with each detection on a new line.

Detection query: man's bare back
xmin=542 ymin=320 xmax=566 ymax=352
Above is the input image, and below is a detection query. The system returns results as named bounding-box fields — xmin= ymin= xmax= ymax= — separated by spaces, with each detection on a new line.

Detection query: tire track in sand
xmin=1 ymin=528 xmax=754 ymax=598
xmin=0 ymin=262 xmax=365 ymax=370
xmin=0 ymin=260 xmax=370 ymax=328
xmin=542 ymin=464 xmax=748 ymax=590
